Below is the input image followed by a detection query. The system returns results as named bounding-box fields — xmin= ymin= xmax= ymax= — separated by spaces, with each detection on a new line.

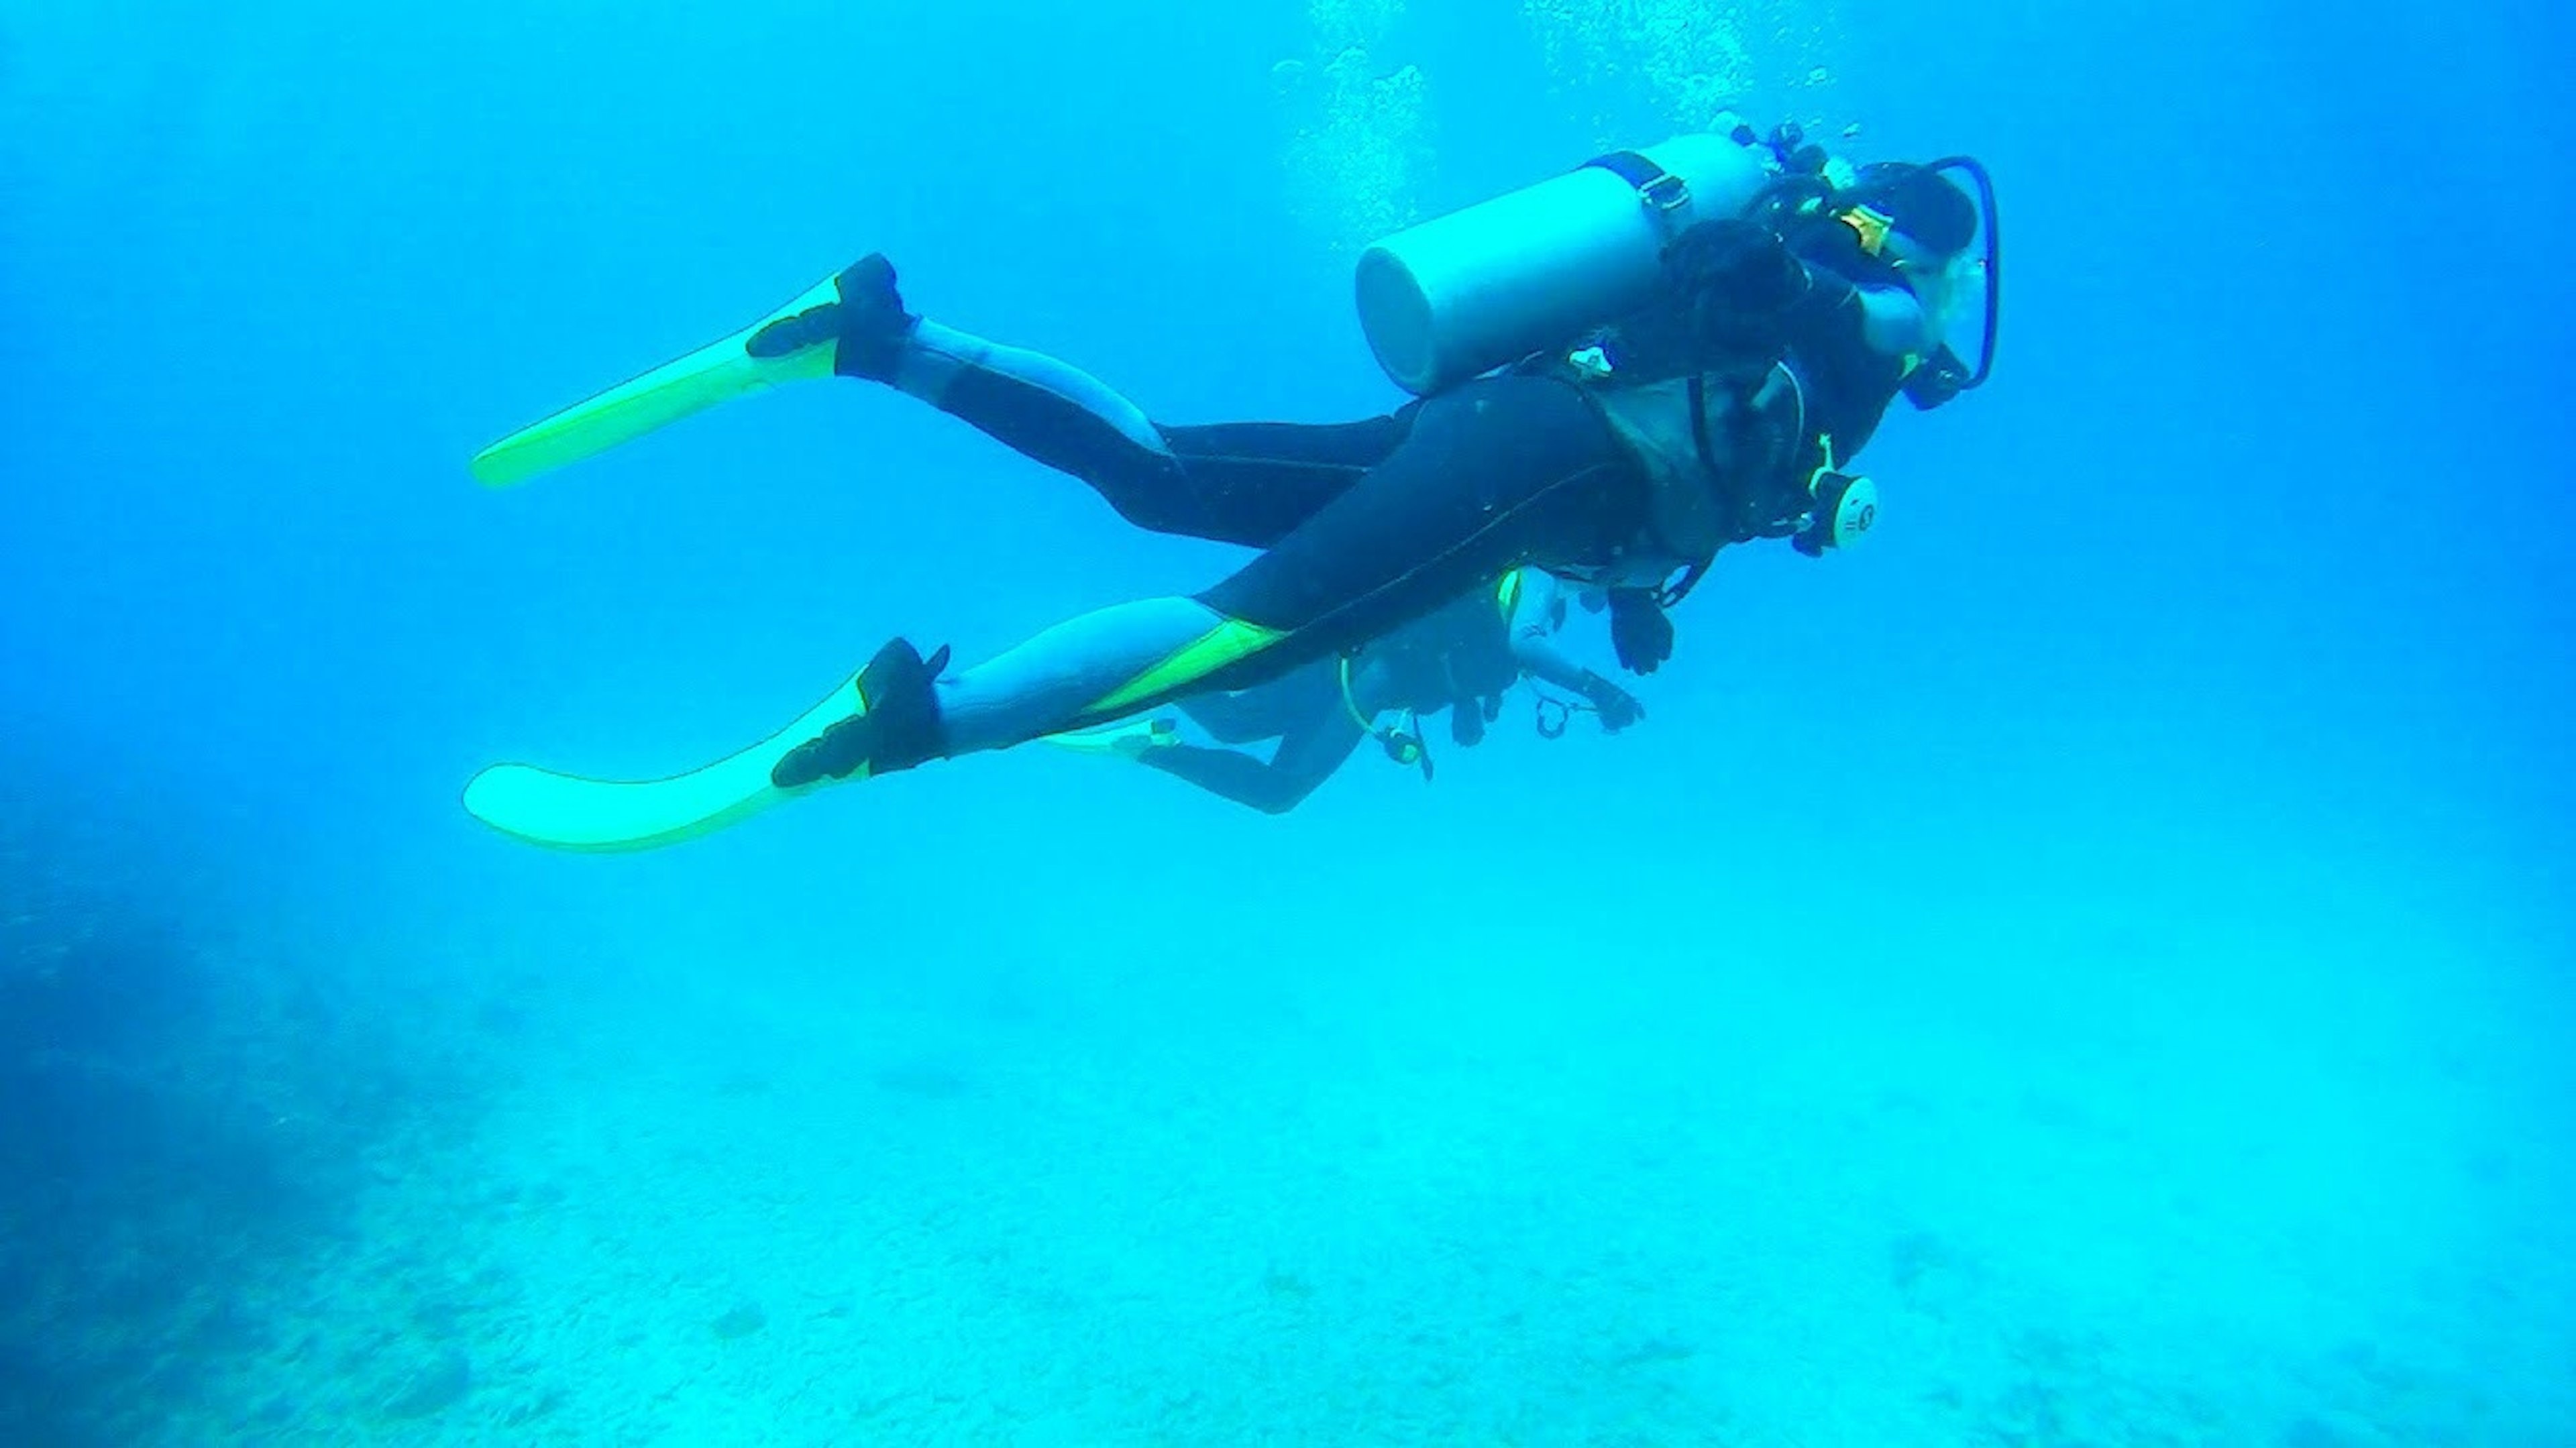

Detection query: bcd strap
xmin=1338 ymin=653 xmax=1433 ymax=781
xmin=1585 ymin=151 xmax=1695 ymax=236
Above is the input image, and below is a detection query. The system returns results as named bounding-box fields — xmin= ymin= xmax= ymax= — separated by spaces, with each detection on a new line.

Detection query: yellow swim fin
xmin=463 ymin=674 xmax=865 ymax=852
xmin=463 ymin=638 xmax=945 ymax=852
xmin=468 ymin=256 xmax=887 ymax=488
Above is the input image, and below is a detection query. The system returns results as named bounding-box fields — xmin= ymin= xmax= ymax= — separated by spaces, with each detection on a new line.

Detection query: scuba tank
xmin=1353 ymin=127 xmax=1775 ymax=397
xmin=1353 ymin=120 xmax=2000 ymax=406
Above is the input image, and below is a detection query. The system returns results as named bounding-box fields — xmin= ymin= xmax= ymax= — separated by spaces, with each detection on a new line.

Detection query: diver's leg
xmin=468 ymin=252 xmax=1406 ymax=494
xmin=1138 ymin=706 xmax=1367 ymax=816
xmin=770 ymin=376 xmax=1647 ymax=788
xmin=917 ymin=325 xmax=1421 ymax=543
xmin=1142 ymin=661 xmax=1363 ymax=813
xmin=1134 ymin=416 xmax=1418 ymax=547
xmin=773 ymin=600 xmax=1249 ymax=787
xmin=1173 ymin=662 xmax=1343 ymax=744
xmin=792 ymin=256 xmax=1418 ymax=547
xmin=896 ymin=326 xmax=1418 ymax=547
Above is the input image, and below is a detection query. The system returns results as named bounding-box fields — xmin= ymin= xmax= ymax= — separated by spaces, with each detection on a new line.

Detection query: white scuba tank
xmin=1354 ymin=127 xmax=1776 ymax=397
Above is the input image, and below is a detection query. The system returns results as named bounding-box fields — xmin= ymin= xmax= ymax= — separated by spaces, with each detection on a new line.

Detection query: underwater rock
xmin=2281 ymin=1409 xmax=2394 ymax=1448
xmin=1889 ymin=1228 xmax=1951 ymax=1292
xmin=499 ymin=1384 xmax=566 ymax=1427
xmin=1607 ymin=1335 xmax=1697 ymax=1370
xmin=710 ymin=1301 xmax=767 ymax=1341
xmin=2282 ymin=1415 xmax=2348 ymax=1448
xmin=873 ymin=1060 xmax=971 ymax=1100
xmin=1263 ymin=1267 xmax=1316 ymax=1301
xmin=376 ymin=1346 xmax=471 ymax=1421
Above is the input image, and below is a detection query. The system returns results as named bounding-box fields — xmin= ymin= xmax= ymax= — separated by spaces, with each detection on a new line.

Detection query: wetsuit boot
xmin=770 ymin=637 xmax=951 ymax=789
xmin=745 ymin=253 xmax=919 ymax=384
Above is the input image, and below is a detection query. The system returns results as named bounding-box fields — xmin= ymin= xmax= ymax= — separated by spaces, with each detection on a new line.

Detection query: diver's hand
xmin=1668 ymin=217 xmax=1808 ymax=354
xmin=1694 ymin=219 xmax=1803 ymax=306
xmin=1585 ymin=675 xmax=1646 ymax=733
xmin=1607 ymin=589 xmax=1674 ymax=675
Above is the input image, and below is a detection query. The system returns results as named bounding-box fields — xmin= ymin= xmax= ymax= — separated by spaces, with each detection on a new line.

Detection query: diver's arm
xmin=1775 ymin=218 xmax=1939 ymax=361
xmin=1139 ymin=689 xmax=1365 ymax=815
xmin=1851 ymin=284 xmax=1938 ymax=359
xmin=1503 ymin=573 xmax=1596 ymax=696
xmin=1505 ymin=572 xmax=1642 ymax=716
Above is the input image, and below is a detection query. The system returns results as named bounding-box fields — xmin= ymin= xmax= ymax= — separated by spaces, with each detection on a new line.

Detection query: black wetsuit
xmin=773 ymin=233 xmax=1927 ymax=785
xmin=894 ymin=215 xmax=1917 ymax=654
xmin=923 ymin=359 xmax=1650 ymax=671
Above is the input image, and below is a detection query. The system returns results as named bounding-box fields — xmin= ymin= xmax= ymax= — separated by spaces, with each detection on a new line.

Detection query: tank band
xmin=1583 ymin=150 xmax=1696 ymax=236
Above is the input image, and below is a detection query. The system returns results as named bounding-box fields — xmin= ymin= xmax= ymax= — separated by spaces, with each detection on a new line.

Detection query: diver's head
xmin=1839 ymin=154 xmax=2002 ymax=402
xmin=1841 ymin=162 xmax=1980 ymax=262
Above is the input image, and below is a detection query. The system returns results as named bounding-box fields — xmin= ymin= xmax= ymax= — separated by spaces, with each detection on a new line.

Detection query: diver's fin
xmin=1039 ymin=717 xmax=1179 ymax=760
xmin=468 ymin=254 xmax=908 ymax=488
xmin=462 ymin=673 xmax=866 ymax=852
xmin=462 ymin=637 xmax=945 ymax=852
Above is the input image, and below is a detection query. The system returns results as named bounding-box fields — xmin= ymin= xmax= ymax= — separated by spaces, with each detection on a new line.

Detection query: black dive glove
xmin=1450 ymin=698 xmax=1487 ymax=748
xmin=1585 ymin=674 xmax=1646 ymax=733
xmin=1607 ymin=588 xmax=1674 ymax=675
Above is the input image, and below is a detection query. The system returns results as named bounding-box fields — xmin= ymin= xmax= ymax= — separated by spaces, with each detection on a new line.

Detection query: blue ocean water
xmin=3 ymin=1 xmax=2569 ymax=1442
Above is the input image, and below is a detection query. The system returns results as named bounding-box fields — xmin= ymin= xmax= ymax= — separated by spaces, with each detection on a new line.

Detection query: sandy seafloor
xmin=146 ymin=869 xmax=2571 ymax=1448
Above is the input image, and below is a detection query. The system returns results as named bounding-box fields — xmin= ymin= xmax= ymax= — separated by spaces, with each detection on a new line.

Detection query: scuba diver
xmin=461 ymin=119 xmax=1998 ymax=851
xmin=1049 ymin=568 xmax=1645 ymax=815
